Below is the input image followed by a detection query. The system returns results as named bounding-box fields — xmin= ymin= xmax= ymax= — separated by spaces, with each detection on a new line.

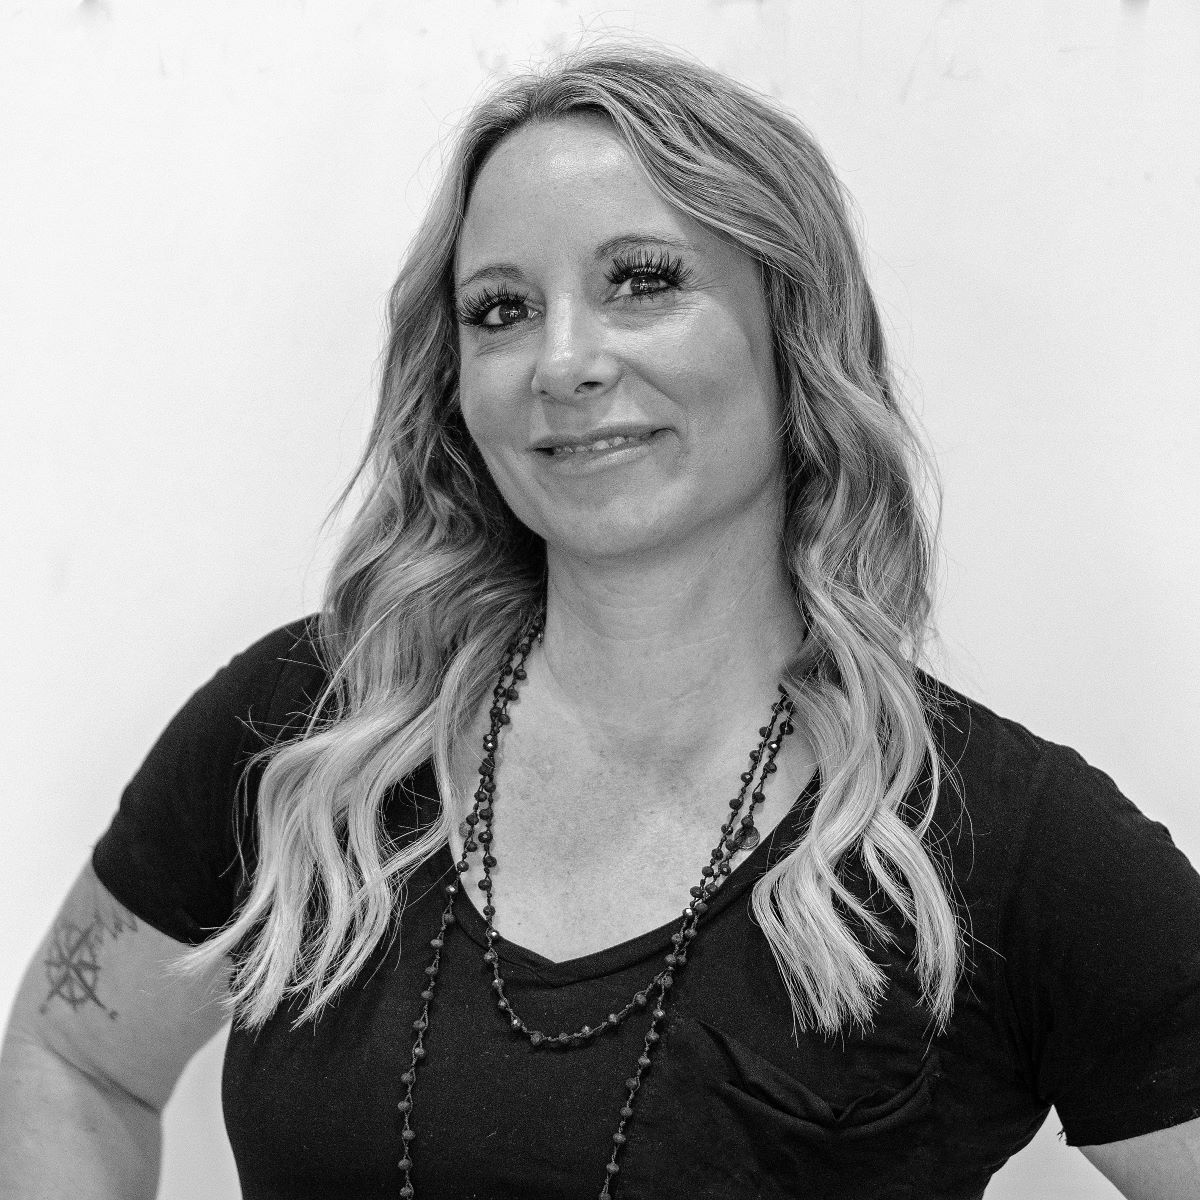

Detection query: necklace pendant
xmin=733 ymin=826 xmax=760 ymax=852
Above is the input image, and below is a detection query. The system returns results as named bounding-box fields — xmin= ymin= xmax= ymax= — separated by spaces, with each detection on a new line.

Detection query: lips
xmin=547 ymin=433 xmax=654 ymax=456
xmin=533 ymin=426 xmax=665 ymax=454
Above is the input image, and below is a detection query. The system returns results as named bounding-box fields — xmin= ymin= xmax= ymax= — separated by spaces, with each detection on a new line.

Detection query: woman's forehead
xmin=456 ymin=118 xmax=699 ymax=273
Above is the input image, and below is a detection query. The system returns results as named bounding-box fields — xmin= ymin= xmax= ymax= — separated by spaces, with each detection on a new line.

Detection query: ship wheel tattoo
xmin=40 ymin=899 xmax=137 ymax=1019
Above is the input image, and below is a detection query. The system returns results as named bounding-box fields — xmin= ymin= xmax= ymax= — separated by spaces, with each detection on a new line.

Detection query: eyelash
xmin=455 ymin=249 xmax=692 ymax=329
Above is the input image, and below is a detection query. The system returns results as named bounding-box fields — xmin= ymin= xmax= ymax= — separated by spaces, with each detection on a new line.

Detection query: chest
xmin=221 ymin=855 xmax=1027 ymax=1200
xmin=446 ymin=727 xmax=811 ymax=963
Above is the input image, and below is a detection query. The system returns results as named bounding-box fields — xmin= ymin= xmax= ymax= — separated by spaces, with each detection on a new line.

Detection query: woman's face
xmin=454 ymin=115 xmax=785 ymax=565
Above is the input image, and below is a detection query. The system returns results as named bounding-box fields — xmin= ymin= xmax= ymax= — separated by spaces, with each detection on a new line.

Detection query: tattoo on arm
xmin=39 ymin=883 xmax=139 ymax=1019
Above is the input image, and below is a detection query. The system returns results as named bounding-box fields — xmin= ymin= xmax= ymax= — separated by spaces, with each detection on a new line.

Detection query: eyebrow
xmin=454 ymin=233 xmax=701 ymax=294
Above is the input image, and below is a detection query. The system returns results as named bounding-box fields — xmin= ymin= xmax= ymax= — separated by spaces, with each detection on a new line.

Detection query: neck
xmin=529 ymin=523 xmax=806 ymax=768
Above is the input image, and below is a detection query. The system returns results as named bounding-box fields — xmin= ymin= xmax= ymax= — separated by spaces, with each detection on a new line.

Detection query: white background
xmin=2 ymin=2 xmax=1198 ymax=1197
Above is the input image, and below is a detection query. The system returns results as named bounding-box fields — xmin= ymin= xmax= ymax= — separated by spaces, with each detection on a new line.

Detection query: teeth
xmin=549 ymin=433 xmax=649 ymax=456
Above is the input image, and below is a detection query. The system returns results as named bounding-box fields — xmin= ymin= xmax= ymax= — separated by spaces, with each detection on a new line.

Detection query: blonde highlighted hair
xmin=186 ymin=42 xmax=963 ymax=1035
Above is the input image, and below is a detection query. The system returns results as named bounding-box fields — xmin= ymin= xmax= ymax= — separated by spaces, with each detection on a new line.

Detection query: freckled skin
xmin=454 ymin=116 xmax=787 ymax=570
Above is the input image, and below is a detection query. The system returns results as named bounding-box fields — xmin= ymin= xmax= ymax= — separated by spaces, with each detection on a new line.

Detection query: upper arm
xmin=6 ymin=860 xmax=231 ymax=1113
xmin=1079 ymin=1117 xmax=1200 ymax=1200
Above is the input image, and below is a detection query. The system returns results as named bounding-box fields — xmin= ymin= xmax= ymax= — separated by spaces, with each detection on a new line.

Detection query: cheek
xmin=646 ymin=314 xmax=776 ymax=427
xmin=457 ymin=351 xmax=527 ymax=450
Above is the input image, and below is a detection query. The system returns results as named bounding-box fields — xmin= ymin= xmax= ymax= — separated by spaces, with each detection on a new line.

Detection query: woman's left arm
xmin=1080 ymin=1115 xmax=1200 ymax=1200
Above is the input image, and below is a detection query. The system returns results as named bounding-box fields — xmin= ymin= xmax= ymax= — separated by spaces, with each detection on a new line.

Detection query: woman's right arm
xmin=0 ymin=861 xmax=231 ymax=1199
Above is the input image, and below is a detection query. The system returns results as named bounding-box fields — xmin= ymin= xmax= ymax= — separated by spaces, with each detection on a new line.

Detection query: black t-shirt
xmin=92 ymin=619 xmax=1200 ymax=1199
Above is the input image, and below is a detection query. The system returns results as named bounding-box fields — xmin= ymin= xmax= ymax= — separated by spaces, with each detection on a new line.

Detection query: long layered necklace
xmin=396 ymin=607 xmax=796 ymax=1198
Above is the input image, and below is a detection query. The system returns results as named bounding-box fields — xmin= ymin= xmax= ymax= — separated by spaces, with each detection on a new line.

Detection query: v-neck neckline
xmin=415 ymin=766 xmax=822 ymax=987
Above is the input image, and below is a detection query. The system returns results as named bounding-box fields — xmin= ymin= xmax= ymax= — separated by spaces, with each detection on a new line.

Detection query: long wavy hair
xmin=185 ymin=42 xmax=963 ymax=1036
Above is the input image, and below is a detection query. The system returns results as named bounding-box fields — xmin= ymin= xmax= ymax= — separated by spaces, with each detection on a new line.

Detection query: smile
xmin=535 ymin=429 xmax=667 ymax=473
xmin=547 ymin=433 xmax=654 ymax=456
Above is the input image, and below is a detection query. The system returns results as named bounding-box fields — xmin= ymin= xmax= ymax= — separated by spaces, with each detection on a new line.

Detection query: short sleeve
xmin=91 ymin=618 xmax=324 ymax=945
xmin=999 ymin=744 xmax=1200 ymax=1145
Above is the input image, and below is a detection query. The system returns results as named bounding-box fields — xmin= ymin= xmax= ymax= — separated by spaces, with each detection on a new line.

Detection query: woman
xmin=2 ymin=43 xmax=1198 ymax=1200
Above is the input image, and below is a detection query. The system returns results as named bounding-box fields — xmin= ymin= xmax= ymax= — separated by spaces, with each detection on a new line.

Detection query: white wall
xmin=2 ymin=2 xmax=1196 ymax=1197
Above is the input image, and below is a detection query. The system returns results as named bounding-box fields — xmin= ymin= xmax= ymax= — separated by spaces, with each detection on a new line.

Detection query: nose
xmin=530 ymin=298 xmax=618 ymax=402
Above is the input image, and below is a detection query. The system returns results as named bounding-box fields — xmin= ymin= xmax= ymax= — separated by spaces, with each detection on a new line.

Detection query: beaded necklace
xmin=396 ymin=607 xmax=796 ymax=1198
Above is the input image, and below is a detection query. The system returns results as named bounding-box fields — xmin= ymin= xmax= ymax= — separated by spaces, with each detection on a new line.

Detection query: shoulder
xmin=915 ymin=674 xmax=1188 ymax=940
xmin=90 ymin=615 xmax=330 ymax=942
xmin=192 ymin=614 xmax=330 ymax=749
xmin=918 ymin=672 xmax=1153 ymax=851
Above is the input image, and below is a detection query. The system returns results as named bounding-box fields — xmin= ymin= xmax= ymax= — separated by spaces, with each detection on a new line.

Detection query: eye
xmin=607 ymin=249 xmax=691 ymax=302
xmin=457 ymin=286 xmax=536 ymax=330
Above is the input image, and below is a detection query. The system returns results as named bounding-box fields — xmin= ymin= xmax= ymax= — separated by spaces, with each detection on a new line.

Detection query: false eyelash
xmin=456 ymin=250 xmax=692 ymax=329
xmin=456 ymin=284 xmax=529 ymax=328
xmin=605 ymin=248 xmax=691 ymax=292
